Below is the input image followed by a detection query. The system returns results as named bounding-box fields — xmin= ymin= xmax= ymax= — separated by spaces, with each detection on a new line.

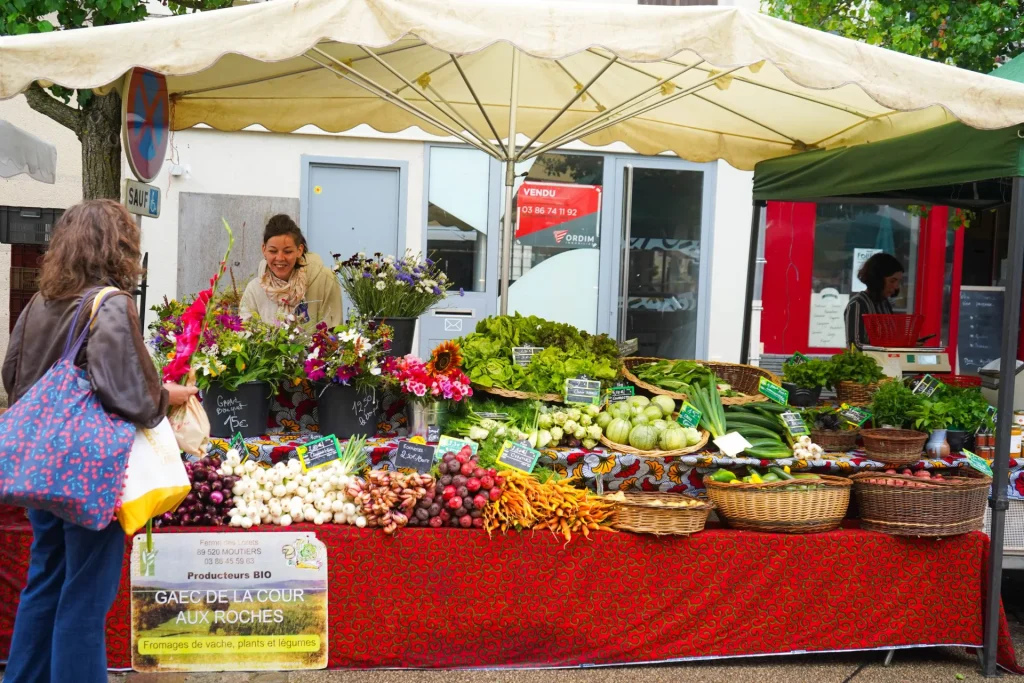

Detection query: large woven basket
xmin=611 ymin=492 xmax=714 ymax=536
xmin=835 ymin=380 xmax=881 ymax=406
xmin=622 ymin=357 xmax=779 ymax=406
xmin=860 ymin=428 xmax=927 ymax=466
xmin=851 ymin=472 xmax=991 ymax=537
xmin=704 ymin=474 xmax=853 ymax=534
xmin=598 ymin=429 xmax=709 ymax=457
xmin=810 ymin=428 xmax=859 ymax=453
xmin=471 ymin=384 xmax=563 ymax=403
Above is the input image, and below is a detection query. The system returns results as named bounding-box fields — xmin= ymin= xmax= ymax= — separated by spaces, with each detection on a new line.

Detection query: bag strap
xmin=60 ymin=287 xmax=117 ymax=362
xmin=89 ymin=286 xmax=122 ymax=326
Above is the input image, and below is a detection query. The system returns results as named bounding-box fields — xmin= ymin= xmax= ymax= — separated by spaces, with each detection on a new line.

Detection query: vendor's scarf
xmin=260 ymin=258 xmax=308 ymax=317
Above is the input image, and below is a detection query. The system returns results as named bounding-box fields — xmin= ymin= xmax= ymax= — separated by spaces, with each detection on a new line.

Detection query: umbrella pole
xmin=740 ymin=201 xmax=764 ymax=364
xmin=499 ymin=49 xmax=521 ymax=317
xmin=983 ymin=176 xmax=1024 ymax=676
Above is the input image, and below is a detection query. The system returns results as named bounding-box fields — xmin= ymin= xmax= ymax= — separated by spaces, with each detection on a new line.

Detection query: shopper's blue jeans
xmin=4 ymin=509 xmax=125 ymax=683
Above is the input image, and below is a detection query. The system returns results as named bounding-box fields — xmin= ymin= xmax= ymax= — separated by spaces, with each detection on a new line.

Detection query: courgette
xmin=727 ymin=425 xmax=784 ymax=441
xmin=751 ymin=402 xmax=790 ymax=414
xmin=769 ymin=466 xmax=795 ymax=480
xmin=725 ymin=414 xmax=785 ymax=431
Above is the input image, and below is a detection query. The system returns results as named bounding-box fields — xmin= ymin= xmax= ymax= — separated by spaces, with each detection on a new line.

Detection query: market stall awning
xmin=5 ymin=0 xmax=1024 ymax=171
xmin=0 ymin=119 xmax=56 ymax=184
xmin=752 ymin=54 xmax=1024 ymax=207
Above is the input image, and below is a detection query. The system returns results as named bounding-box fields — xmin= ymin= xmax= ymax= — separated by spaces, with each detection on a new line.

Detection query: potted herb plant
xmin=382 ymin=342 xmax=473 ymax=438
xmin=868 ymin=378 xmax=921 ymax=429
xmin=303 ymin=318 xmax=391 ymax=439
xmin=781 ymin=359 xmax=832 ymax=407
xmin=334 ymin=252 xmax=461 ymax=357
xmin=192 ymin=317 xmax=306 ymax=437
xmin=800 ymin=406 xmax=860 ymax=452
xmin=944 ymin=386 xmax=993 ymax=453
xmin=908 ymin=398 xmax=953 ymax=458
xmin=830 ymin=349 xmax=886 ymax=405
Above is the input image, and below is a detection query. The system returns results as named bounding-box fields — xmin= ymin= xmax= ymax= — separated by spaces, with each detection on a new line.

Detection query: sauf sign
xmin=125 ymin=179 xmax=161 ymax=219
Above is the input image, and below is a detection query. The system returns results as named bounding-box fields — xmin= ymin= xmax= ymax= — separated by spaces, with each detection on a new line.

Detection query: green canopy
xmin=753 ymin=55 xmax=1024 ymax=208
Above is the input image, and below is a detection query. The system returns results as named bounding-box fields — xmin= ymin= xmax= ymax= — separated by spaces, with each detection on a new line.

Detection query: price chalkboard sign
xmin=957 ymin=287 xmax=1003 ymax=374
xmin=605 ymin=385 xmax=635 ymax=405
xmin=296 ymin=435 xmax=342 ymax=472
xmin=676 ymin=402 xmax=702 ymax=429
xmin=564 ymin=378 xmax=602 ymax=406
xmin=839 ymin=404 xmax=872 ymax=427
xmin=786 ymin=352 xmax=810 ymax=365
xmin=437 ymin=435 xmax=478 ymax=457
xmin=912 ymin=374 xmax=942 ymax=397
xmin=512 ymin=346 xmax=544 ymax=367
xmin=476 ymin=412 xmax=510 ymax=420
xmin=394 ymin=441 xmax=437 ymax=474
xmin=617 ymin=338 xmax=639 ymax=357
xmin=781 ymin=411 xmax=808 ymax=437
xmin=427 ymin=425 xmax=441 ymax=443
xmin=758 ymin=377 xmax=789 ymax=405
xmin=497 ymin=440 xmax=541 ymax=474
xmin=229 ymin=432 xmax=247 ymax=461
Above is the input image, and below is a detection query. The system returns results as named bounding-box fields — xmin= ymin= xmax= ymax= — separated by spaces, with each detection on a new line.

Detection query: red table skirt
xmin=0 ymin=520 xmax=1020 ymax=671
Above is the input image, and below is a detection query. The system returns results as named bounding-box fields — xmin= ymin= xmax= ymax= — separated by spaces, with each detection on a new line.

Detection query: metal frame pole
xmin=740 ymin=201 xmax=764 ymax=364
xmin=983 ymin=175 xmax=1024 ymax=676
xmin=498 ymin=49 xmax=521 ymax=317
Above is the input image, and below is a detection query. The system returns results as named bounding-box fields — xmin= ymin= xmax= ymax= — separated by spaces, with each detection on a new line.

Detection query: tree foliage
xmin=762 ymin=0 xmax=1024 ymax=73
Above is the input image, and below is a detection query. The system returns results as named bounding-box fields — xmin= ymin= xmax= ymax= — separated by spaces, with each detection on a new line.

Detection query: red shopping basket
xmin=863 ymin=314 xmax=925 ymax=347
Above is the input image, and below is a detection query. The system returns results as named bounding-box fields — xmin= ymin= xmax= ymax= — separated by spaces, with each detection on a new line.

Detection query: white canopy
xmin=3 ymin=0 xmax=1024 ymax=171
xmin=0 ymin=120 xmax=56 ymax=184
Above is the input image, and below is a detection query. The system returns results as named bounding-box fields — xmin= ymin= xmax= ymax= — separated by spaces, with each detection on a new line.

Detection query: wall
xmin=707 ymin=160 xmax=754 ymax=362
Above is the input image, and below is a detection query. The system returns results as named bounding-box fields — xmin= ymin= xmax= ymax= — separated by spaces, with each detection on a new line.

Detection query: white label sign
xmin=130 ymin=532 xmax=328 ymax=672
xmin=125 ymin=179 xmax=161 ymax=218
xmin=808 ymin=288 xmax=849 ymax=348
xmin=851 ymin=248 xmax=882 ymax=293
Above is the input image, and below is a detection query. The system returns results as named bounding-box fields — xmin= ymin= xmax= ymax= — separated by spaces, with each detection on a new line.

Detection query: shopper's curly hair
xmin=39 ymin=199 xmax=143 ymax=300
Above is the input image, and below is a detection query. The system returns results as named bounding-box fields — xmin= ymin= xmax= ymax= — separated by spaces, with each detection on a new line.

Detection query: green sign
xmin=296 ymin=435 xmax=342 ymax=472
xmin=758 ymin=377 xmax=789 ymax=405
xmin=781 ymin=411 xmax=809 ymax=437
xmin=839 ymin=404 xmax=872 ymax=427
xmin=229 ymin=432 xmax=247 ymax=461
xmin=605 ymin=385 xmax=635 ymax=406
xmin=786 ymin=352 xmax=810 ymax=365
xmin=962 ymin=449 xmax=993 ymax=477
xmin=912 ymin=374 xmax=942 ymax=397
xmin=564 ymin=377 xmax=602 ymax=406
xmin=436 ymin=435 xmax=478 ymax=458
xmin=496 ymin=440 xmax=541 ymax=474
xmin=676 ymin=402 xmax=702 ymax=429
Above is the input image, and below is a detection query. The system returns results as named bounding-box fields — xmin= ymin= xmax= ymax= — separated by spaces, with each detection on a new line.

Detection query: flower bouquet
xmin=333 ymin=251 xmax=462 ymax=356
xmin=383 ymin=341 xmax=473 ymax=438
xmin=304 ymin=318 xmax=393 ymax=439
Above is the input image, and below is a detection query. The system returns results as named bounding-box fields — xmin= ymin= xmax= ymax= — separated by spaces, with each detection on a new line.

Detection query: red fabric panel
xmin=0 ymin=523 xmax=1019 ymax=672
xmin=761 ymin=202 xmax=817 ymax=355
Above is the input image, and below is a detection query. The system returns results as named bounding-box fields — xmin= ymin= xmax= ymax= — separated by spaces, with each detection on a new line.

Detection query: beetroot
xmin=447 ymin=496 xmax=463 ymax=510
xmin=473 ymin=494 xmax=488 ymax=509
xmin=442 ymin=485 xmax=457 ymax=501
xmin=439 ymin=510 xmax=451 ymax=522
xmin=473 ymin=467 xmax=486 ymax=479
xmin=416 ymin=508 xmax=430 ymax=521
xmin=462 ymin=498 xmax=474 ymax=511
xmin=489 ymin=487 xmax=502 ymax=502
xmin=460 ymin=462 xmax=475 ymax=477
xmin=428 ymin=504 xmax=442 ymax=517
xmin=470 ymin=509 xmax=483 ymax=519
xmin=454 ymin=507 xmax=468 ymax=517
xmin=459 ymin=515 xmax=473 ymax=529
xmin=479 ymin=475 xmax=494 ymax=490
xmin=452 ymin=475 xmax=468 ymax=488
xmin=457 ymin=486 xmax=469 ymax=499
xmin=440 ymin=475 xmax=453 ymax=487
xmin=471 ymin=517 xmax=484 ymax=529
xmin=429 ymin=516 xmax=444 ymax=528
xmin=456 ymin=452 xmax=470 ymax=465
xmin=466 ymin=478 xmax=481 ymax=493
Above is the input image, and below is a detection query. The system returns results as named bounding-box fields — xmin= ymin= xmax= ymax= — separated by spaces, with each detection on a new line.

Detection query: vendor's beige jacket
xmin=240 ymin=252 xmax=343 ymax=328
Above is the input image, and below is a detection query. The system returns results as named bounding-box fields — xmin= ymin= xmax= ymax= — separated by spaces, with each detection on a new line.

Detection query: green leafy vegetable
xmin=830 ymin=349 xmax=885 ymax=387
xmin=782 ymin=359 xmax=833 ymax=390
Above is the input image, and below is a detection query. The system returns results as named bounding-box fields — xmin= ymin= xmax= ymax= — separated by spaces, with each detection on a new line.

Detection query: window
xmin=426 ymin=147 xmax=490 ymax=293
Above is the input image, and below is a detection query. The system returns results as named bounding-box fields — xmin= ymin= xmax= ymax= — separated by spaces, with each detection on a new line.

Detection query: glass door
xmin=611 ymin=158 xmax=712 ymax=359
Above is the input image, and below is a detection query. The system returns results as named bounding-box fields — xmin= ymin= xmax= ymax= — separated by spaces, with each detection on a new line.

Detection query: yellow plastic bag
xmin=117 ymin=417 xmax=191 ymax=534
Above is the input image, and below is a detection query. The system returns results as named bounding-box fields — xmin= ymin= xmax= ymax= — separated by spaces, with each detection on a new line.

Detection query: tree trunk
xmin=79 ymin=92 xmax=123 ymax=201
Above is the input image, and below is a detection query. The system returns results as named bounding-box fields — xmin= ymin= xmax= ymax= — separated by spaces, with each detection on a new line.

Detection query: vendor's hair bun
xmin=264 ymin=214 xmax=307 ymax=252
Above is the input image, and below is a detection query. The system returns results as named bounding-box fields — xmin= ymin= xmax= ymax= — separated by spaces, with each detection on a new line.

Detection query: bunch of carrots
xmin=483 ymin=470 xmax=616 ymax=543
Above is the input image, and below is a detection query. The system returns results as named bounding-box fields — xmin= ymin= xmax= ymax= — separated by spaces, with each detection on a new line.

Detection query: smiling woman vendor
xmin=240 ymin=215 xmax=342 ymax=327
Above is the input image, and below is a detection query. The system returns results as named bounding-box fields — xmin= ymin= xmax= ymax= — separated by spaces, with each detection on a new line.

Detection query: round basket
xmin=835 ymin=380 xmax=881 ymax=406
xmin=850 ymin=472 xmax=991 ymax=537
xmin=598 ymin=429 xmax=709 ymax=457
xmin=810 ymin=428 xmax=859 ymax=453
xmin=621 ymin=357 xmax=780 ymax=406
xmin=860 ymin=428 xmax=927 ymax=466
xmin=611 ymin=492 xmax=714 ymax=536
xmin=703 ymin=474 xmax=853 ymax=534
xmin=471 ymin=384 xmax=563 ymax=403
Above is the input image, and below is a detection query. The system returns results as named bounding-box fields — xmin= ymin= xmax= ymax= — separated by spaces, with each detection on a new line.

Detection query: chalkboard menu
xmin=958 ymin=287 xmax=1004 ymax=374
xmin=296 ymin=436 xmax=341 ymax=472
xmin=496 ymin=440 xmax=541 ymax=474
xmin=394 ymin=441 xmax=436 ymax=474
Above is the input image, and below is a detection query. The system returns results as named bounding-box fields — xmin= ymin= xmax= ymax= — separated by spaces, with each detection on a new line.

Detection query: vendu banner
xmin=130 ymin=532 xmax=328 ymax=672
xmin=515 ymin=181 xmax=601 ymax=248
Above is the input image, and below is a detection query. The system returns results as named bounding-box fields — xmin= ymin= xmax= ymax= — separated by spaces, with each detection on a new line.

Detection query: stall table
xmin=0 ymin=521 xmax=1019 ymax=671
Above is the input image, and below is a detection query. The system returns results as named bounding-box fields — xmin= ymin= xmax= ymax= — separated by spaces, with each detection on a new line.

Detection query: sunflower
xmin=427 ymin=340 xmax=463 ymax=377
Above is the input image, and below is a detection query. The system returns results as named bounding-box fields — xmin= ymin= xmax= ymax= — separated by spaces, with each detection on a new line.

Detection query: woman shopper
xmin=1 ymin=200 xmax=196 ymax=683
xmin=239 ymin=214 xmax=343 ymax=327
xmin=844 ymin=252 xmax=905 ymax=347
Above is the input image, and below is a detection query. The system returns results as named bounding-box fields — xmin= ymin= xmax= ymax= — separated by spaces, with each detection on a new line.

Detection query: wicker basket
xmin=621 ymin=357 xmax=780 ymax=406
xmin=704 ymin=474 xmax=853 ymax=533
xmin=611 ymin=492 xmax=714 ymax=536
xmin=598 ymin=429 xmax=709 ymax=457
xmin=860 ymin=428 xmax=927 ymax=466
xmin=851 ymin=472 xmax=991 ymax=537
xmin=810 ymin=428 xmax=859 ymax=453
xmin=471 ymin=384 xmax=563 ymax=403
xmin=835 ymin=380 xmax=881 ymax=406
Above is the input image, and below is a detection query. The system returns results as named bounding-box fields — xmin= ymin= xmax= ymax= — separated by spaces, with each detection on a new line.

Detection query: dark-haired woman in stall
xmin=844 ymin=252 xmax=905 ymax=348
xmin=239 ymin=214 xmax=342 ymax=327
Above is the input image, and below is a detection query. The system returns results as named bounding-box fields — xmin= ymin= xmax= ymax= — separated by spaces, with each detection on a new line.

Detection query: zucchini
xmin=731 ymin=427 xmax=785 ymax=442
xmin=746 ymin=437 xmax=787 ymax=448
xmin=725 ymin=414 xmax=784 ymax=432
xmin=769 ymin=466 xmax=795 ymax=480
xmin=744 ymin=445 xmax=793 ymax=459
xmin=751 ymin=402 xmax=789 ymax=414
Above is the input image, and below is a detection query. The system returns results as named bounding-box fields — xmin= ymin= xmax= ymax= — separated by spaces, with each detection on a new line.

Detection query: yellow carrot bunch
xmin=483 ymin=470 xmax=616 ymax=543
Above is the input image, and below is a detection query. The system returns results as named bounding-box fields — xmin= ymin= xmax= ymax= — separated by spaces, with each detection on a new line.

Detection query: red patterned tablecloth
xmin=0 ymin=522 xmax=1019 ymax=671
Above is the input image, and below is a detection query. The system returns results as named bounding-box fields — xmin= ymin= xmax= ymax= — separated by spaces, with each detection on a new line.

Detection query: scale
xmin=860 ymin=345 xmax=952 ymax=379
